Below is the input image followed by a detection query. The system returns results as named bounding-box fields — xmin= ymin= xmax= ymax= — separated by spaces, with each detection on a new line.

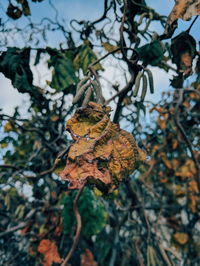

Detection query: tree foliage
xmin=0 ymin=0 xmax=200 ymax=265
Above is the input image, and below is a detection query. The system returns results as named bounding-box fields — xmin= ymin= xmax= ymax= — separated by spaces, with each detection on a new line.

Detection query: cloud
xmin=0 ymin=74 xmax=29 ymax=115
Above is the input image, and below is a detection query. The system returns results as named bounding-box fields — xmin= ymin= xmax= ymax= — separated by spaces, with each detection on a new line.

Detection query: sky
xmin=0 ymin=0 xmax=199 ymax=115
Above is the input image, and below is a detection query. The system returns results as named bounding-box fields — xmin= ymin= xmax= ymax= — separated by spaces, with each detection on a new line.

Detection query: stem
xmin=174 ymin=90 xmax=200 ymax=190
xmin=186 ymin=15 xmax=199 ymax=33
xmin=61 ymin=181 xmax=86 ymax=266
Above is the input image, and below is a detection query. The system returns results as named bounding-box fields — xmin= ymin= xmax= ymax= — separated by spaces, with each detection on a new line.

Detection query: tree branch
xmin=61 ymin=181 xmax=87 ymax=266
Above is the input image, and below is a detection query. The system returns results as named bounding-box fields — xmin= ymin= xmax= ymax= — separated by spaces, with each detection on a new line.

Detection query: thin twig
xmin=186 ymin=15 xmax=199 ymax=33
xmin=0 ymin=209 xmax=37 ymax=237
xmin=0 ymin=164 xmax=20 ymax=170
xmin=61 ymin=181 xmax=87 ymax=266
xmin=0 ymin=222 xmax=27 ymax=238
xmin=89 ymin=47 xmax=120 ymax=69
xmin=174 ymin=90 xmax=200 ymax=190
xmin=105 ymin=75 xmax=135 ymax=105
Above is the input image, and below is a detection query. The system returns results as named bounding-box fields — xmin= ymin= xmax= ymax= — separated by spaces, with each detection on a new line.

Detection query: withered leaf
xmin=167 ymin=0 xmax=200 ymax=26
xmin=81 ymin=248 xmax=98 ymax=266
xmin=173 ymin=232 xmax=189 ymax=245
xmin=60 ymin=158 xmax=112 ymax=189
xmin=171 ymin=32 xmax=196 ymax=76
xmin=38 ymin=239 xmax=62 ymax=266
xmin=60 ymin=102 xmax=145 ymax=192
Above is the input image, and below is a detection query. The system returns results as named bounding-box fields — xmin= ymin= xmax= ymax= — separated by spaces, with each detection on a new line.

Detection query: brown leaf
xmin=61 ymin=158 xmax=112 ymax=189
xmin=167 ymin=0 xmax=200 ymax=25
xmin=171 ymin=32 xmax=196 ymax=76
xmin=188 ymin=180 xmax=199 ymax=212
xmin=60 ymin=102 xmax=145 ymax=192
xmin=81 ymin=249 xmax=97 ymax=266
xmin=68 ymin=138 xmax=95 ymax=160
xmin=38 ymin=239 xmax=62 ymax=266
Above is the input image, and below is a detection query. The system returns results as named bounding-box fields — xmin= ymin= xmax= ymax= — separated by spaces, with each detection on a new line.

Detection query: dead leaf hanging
xmin=167 ymin=0 xmax=200 ymax=26
xmin=171 ymin=32 xmax=196 ymax=76
xmin=60 ymin=102 xmax=145 ymax=192
xmin=38 ymin=239 xmax=62 ymax=266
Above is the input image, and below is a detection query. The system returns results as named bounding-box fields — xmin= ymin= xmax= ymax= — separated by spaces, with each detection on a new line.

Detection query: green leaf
xmin=47 ymin=48 xmax=78 ymax=92
xmin=61 ymin=187 xmax=108 ymax=236
xmin=73 ymin=41 xmax=103 ymax=74
xmin=136 ymin=40 xmax=164 ymax=66
xmin=0 ymin=47 xmax=33 ymax=93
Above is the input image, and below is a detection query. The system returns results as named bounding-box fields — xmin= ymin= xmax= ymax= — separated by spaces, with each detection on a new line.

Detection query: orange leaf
xmin=172 ymin=139 xmax=178 ymax=149
xmin=61 ymin=158 xmax=112 ymax=189
xmin=173 ymin=232 xmax=189 ymax=245
xmin=81 ymin=249 xmax=97 ymax=266
xmin=175 ymin=159 xmax=196 ymax=179
xmin=157 ymin=115 xmax=168 ymax=130
xmin=38 ymin=239 xmax=62 ymax=266
xmin=188 ymin=180 xmax=199 ymax=212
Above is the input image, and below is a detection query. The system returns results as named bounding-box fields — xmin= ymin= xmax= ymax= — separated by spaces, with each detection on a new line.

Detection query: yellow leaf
xmin=173 ymin=232 xmax=189 ymax=245
xmin=0 ymin=143 xmax=8 ymax=148
xmin=4 ymin=121 xmax=13 ymax=132
xmin=50 ymin=115 xmax=59 ymax=121
xmin=102 ymin=42 xmax=119 ymax=53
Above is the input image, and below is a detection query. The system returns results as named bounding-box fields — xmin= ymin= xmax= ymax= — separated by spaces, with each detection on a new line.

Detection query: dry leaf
xmin=172 ymin=139 xmax=178 ymax=149
xmin=188 ymin=180 xmax=199 ymax=212
xmin=81 ymin=249 xmax=97 ymax=266
xmin=175 ymin=159 xmax=196 ymax=179
xmin=167 ymin=0 xmax=200 ymax=25
xmin=171 ymin=32 xmax=196 ymax=76
xmin=4 ymin=121 xmax=13 ymax=132
xmin=60 ymin=102 xmax=145 ymax=192
xmin=157 ymin=113 xmax=169 ymax=130
xmin=160 ymin=153 xmax=172 ymax=169
xmin=38 ymin=239 xmax=62 ymax=266
xmin=173 ymin=232 xmax=189 ymax=245
xmin=50 ymin=115 xmax=59 ymax=121
xmin=102 ymin=42 xmax=119 ymax=53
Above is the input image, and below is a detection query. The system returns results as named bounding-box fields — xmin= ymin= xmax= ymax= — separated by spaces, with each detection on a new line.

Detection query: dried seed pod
xmin=145 ymin=68 xmax=154 ymax=94
xmin=73 ymin=81 xmax=91 ymax=104
xmin=133 ymin=71 xmax=143 ymax=97
xmin=138 ymin=12 xmax=148 ymax=25
xmin=82 ymin=87 xmax=92 ymax=106
xmin=141 ymin=74 xmax=147 ymax=102
xmin=91 ymin=80 xmax=104 ymax=104
xmin=77 ymin=76 xmax=89 ymax=91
